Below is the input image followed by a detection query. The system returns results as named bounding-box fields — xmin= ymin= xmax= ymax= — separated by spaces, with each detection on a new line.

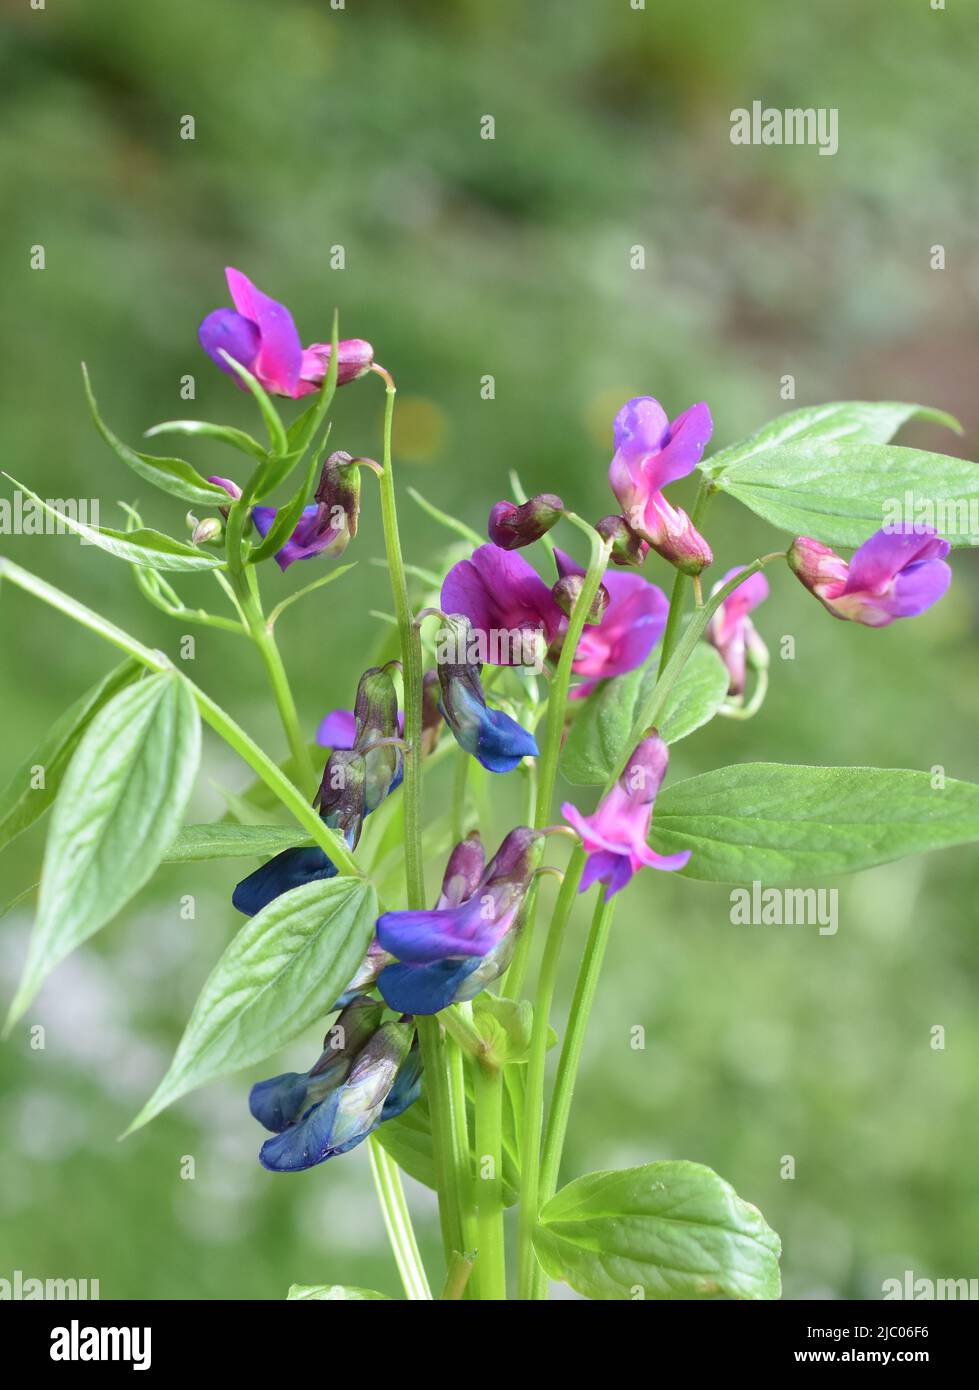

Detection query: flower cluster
xmin=193 ymin=272 xmax=954 ymax=1176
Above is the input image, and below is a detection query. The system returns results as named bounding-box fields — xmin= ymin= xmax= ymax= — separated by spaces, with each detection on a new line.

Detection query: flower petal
xmin=225 ymin=267 xmax=303 ymax=397
xmin=844 ymin=524 xmax=950 ymax=595
xmin=198 ymin=308 xmax=260 ymax=378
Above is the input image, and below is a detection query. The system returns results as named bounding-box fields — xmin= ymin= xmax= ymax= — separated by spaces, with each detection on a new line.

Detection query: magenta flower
xmin=562 ymin=735 xmax=690 ymax=899
xmin=608 ymin=396 xmax=713 ymax=574
xmin=441 ymin=544 xmax=565 ymax=665
xmin=199 ymin=268 xmax=373 ymax=399
xmin=788 ymin=525 xmax=952 ymax=627
xmin=553 ymin=550 xmax=669 ymax=697
xmin=706 ymin=566 xmax=770 ymax=695
xmin=488 ymin=494 xmax=564 ymax=549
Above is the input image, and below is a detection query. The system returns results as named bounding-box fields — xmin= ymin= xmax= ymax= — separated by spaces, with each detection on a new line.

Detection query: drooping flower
xmin=562 ymin=734 xmax=690 ymax=900
xmin=787 ymin=525 xmax=952 ymax=627
xmin=250 ymin=999 xmax=421 ymax=1172
xmin=441 ymin=544 xmax=565 ymax=667
xmin=199 ymin=267 xmax=373 ymax=398
xmin=552 ymin=550 xmax=669 ymax=698
xmin=436 ymin=615 xmax=539 ymax=773
xmin=706 ymin=566 xmax=770 ymax=695
xmin=377 ymin=829 xmax=544 ymax=1014
xmin=233 ymin=667 xmax=403 ymax=916
xmin=252 ymin=451 xmax=362 ymax=572
xmin=608 ymin=396 xmax=713 ymax=574
xmin=488 ymin=494 xmax=564 ymax=550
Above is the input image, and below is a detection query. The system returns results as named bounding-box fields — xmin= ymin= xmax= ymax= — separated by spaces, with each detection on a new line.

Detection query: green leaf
xmin=533 ymin=1161 xmax=781 ymax=1300
xmin=287 ymin=1284 xmax=391 ymax=1301
xmin=0 ymin=659 xmax=141 ymax=854
xmin=562 ymin=643 xmax=730 ymax=786
xmin=712 ymin=441 xmax=979 ymax=549
xmin=144 ymin=419 xmax=266 ymax=464
xmin=5 ymin=672 xmax=200 ymax=1030
xmin=126 ymin=877 xmax=378 ymax=1133
xmin=163 ymin=823 xmax=311 ymax=862
xmin=704 ymin=400 xmax=961 ymax=479
xmin=218 ymin=352 xmax=289 ymax=458
xmin=247 ymin=436 xmax=325 ymax=565
xmin=82 ymin=366 xmax=230 ymax=506
xmin=378 ymin=1076 xmax=522 ymax=1206
xmin=407 ymin=487 xmax=483 ymax=546
xmin=3 ymin=477 xmax=224 ymax=572
xmin=651 ymin=763 xmax=979 ymax=884
xmin=285 ymin=309 xmax=340 ymax=460
xmin=470 ymin=993 xmax=553 ymax=1065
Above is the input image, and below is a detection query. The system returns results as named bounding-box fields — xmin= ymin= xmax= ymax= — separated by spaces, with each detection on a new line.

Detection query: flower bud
xmin=436 ymin=616 xmax=539 ymax=773
xmin=191 ymin=516 xmax=224 ymax=547
xmin=551 ymin=573 xmax=610 ymax=625
xmin=786 ymin=536 xmax=850 ymax=596
xmin=314 ymin=450 xmax=362 ymax=557
xmin=595 ymin=514 xmax=649 ymax=568
xmin=639 ymin=494 xmax=713 ymax=576
xmin=302 ymin=338 xmax=375 ymax=388
xmin=488 ymin=494 xmax=564 ymax=550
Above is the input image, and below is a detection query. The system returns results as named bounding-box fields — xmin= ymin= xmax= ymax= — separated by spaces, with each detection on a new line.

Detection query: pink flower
xmin=552 ymin=550 xmax=668 ymax=697
xmin=788 ymin=525 xmax=951 ymax=627
xmin=199 ymin=268 xmax=373 ymax=399
xmin=561 ymin=735 xmax=690 ymax=900
xmin=706 ymin=566 xmax=769 ymax=695
xmin=608 ymin=396 xmax=713 ymax=574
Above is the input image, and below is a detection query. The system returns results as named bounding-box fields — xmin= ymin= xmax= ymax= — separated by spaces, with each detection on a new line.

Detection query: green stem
xmin=472 ymin=1059 xmax=506 ymax=1299
xmin=440 ymin=1251 xmax=476 ymax=1301
xmin=451 ymin=747 xmax=470 ymax=843
xmin=368 ymin=1137 xmax=433 ymax=1300
xmin=516 ymin=846 xmax=585 ymax=1299
xmin=531 ymin=889 xmax=617 ymax=1299
xmin=657 ymin=474 xmax=715 ymax=675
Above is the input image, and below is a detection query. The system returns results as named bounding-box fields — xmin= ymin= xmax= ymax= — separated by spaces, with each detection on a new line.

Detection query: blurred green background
xmin=2 ymin=0 xmax=977 ymax=1300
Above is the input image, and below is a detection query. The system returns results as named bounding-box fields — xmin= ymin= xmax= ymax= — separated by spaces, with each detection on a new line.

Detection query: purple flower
xmin=788 ymin=525 xmax=952 ymax=627
xmin=552 ymin=550 xmax=669 ymax=698
xmin=317 ymin=709 xmax=358 ymax=749
xmin=199 ymin=267 xmax=373 ymax=399
xmin=441 ymin=544 xmax=565 ymax=666
xmin=436 ymin=615 xmax=539 ymax=773
xmin=562 ymin=735 xmax=690 ymax=900
xmin=377 ymin=829 xmax=544 ymax=1014
xmin=706 ymin=566 xmax=770 ymax=695
xmin=251 ymin=450 xmax=361 ymax=572
xmin=608 ymin=396 xmax=713 ymax=574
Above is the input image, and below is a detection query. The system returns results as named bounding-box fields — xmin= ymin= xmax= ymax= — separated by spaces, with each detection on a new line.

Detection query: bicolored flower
xmin=706 ymin=566 xmax=770 ymax=695
xmin=553 ymin=550 xmax=669 ymax=698
xmin=250 ymin=999 xmax=421 ymax=1172
xmin=436 ymin=615 xmax=539 ymax=773
xmin=233 ymin=667 xmax=403 ymax=917
xmin=199 ymin=267 xmax=373 ymax=398
xmin=441 ymin=544 xmax=564 ymax=667
xmin=562 ymin=734 xmax=690 ymax=900
xmin=377 ymin=829 xmax=544 ymax=1014
xmin=252 ymin=451 xmax=362 ymax=572
xmin=488 ymin=493 xmax=564 ymax=549
xmin=608 ymin=396 xmax=713 ymax=574
xmin=788 ymin=525 xmax=952 ymax=627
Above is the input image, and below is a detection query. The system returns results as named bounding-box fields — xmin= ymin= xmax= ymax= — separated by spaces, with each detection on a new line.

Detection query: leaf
xmin=247 ymin=436 xmax=325 ymax=565
xmin=285 ymin=309 xmax=340 ymax=459
xmin=126 ymin=877 xmax=377 ymax=1132
xmin=650 ymin=763 xmax=979 ymax=884
xmin=144 ymin=419 xmax=266 ymax=464
xmin=703 ymin=400 xmax=961 ymax=479
xmin=3 ymin=477 xmax=224 ymax=572
xmin=378 ymin=1077 xmax=522 ymax=1206
xmin=163 ymin=823 xmax=311 ymax=862
xmin=5 ymin=672 xmax=200 ymax=1030
xmin=287 ymin=1284 xmax=391 ymax=1301
xmin=712 ymin=441 xmax=979 ymax=549
xmin=82 ymin=366 xmax=230 ymax=506
xmin=562 ymin=643 xmax=730 ymax=786
xmin=533 ymin=1161 xmax=781 ymax=1300
xmin=0 ymin=659 xmax=141 ymax=854
xmin=407 ymin=487 xmax=483 ymax=546
xmin=219 ymin=352 xmax=289 ymax=458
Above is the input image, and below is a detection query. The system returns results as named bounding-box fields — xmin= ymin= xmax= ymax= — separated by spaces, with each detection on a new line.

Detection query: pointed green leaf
xmin=144 ymin=418 xmax=267 ymax=464
xmin=3 ymin=477 xmax=224 ymax=572
xmin=126 ymin=877 xmax=378 ymax=1132
xmin=652 ymin=763 xmax=979 ymax=884
xmin=562 ymin=643 xmax=730 ymax=786
xmin=218 ymin=352 xmax=289 ymax=458
xmin=247 ymin=437 xmax=326 ymax=565
xmin=6 ymin=672 xmax=200 ymax=1029
xmin=534 ymin=1161 xmax=781 ymax=1300
xmin=0 ymin=659 xmax=141 ymax=854
xmin=704 ymin=400 xmax=961 ymax=479
xmin=163 ymin=823 xmax=311 ymax=862
xmin=82 ymin=366 xmax=230 ymax=505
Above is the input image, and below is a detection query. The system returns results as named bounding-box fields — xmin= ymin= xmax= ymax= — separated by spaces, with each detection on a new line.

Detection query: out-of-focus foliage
xmin=1 ymin=0 xmax=977 ymax=1299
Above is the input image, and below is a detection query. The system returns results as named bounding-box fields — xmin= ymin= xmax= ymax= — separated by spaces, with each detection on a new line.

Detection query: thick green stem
xmin=531 ymin=890 xmax=617 ymax=1298
xmin=440 ymin=1251 xmax=476 ymax=1301
xmin=515 ymin=846 xmax=585 ymax=1299
xmin=472 ymin=1059 xmax=506 ymax=1299
xmin=368 ymin=1137 xmax=432 ymax=1300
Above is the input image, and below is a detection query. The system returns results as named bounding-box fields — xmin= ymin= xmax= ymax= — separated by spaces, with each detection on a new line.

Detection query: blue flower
xmin=436 ymin=616 xmax=538 ymax=773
